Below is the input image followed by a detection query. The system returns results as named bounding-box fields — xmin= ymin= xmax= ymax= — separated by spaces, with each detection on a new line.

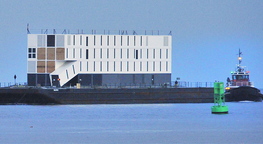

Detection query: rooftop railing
xmin=27 ymin=28 xmax=172 ymax=35
xmin=0 ymin=81 xmax=214 ymax=89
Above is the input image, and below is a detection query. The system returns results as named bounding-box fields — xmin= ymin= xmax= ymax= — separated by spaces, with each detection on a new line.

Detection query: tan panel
xmin=37 ymin=61 xmax=45 ymax=73
xmin=47 ymin=48 xmax=55 ymax=60
xmin=37 ymin=48 xmax=46 ymax=60
xmin=56 ymin=48 xmax=65 ymax=60
xmin=47 ymin=61 xmax=55 ymax=73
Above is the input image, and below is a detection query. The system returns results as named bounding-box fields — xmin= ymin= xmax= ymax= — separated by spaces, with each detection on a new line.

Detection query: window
xmin=73 ymin=48 xmax=75 ymax=58
xmin=107 ymin=48 xmax=109 ymax=59
xmin=160 ymin=49 xmax=162 ymax=59
xmin=166 ymin=61 xmax=168 ymax=71
xmin=120 ymin=61 xmax=122 ymax=71
xmin=80 ymin=48 xmax=82 ymax=58
xmin=94 ymin=35 xmax=96 ymax=46
xmin=153 ymin=49 xmax=155 ymax=59
xmin=100 ymin=62 xmax=102 ymax=71
xmin=114 ymin=49 xmax=116 ymax=59
xmin=121 ymin=36 xmax=122 ymax=46
xmin=100 ymin=48 xmax=102 ymax=59
xmin=140 ymin=49 xmax=142 ymax=59
xmin=107 ymin=61 xmax=109 ymax=71
xmin=94 ymin=62 xmax=96 ymax=71
xmin=66 ymin=70 xmax=69 ymax=79
xmin=140 ymin=62 xmax=142 ymax=71
xmin=127 ymin=36 xmax=129 ymax=46
xmin=72 ymin=65 xmax=75 ymax=74
xmin=160 ymin=61 xmax=162 ymax=71
xmin=120 ymin=48 xmax=122 ymax=59
xmin=114 ymin=61 xmax=115 ymax=71
xmin=134 ymin=36 xmax=136 ymax=46
xmin=107 ymin=36 xmax=109 ymax=46
xmin=28 ymin=48 xmax=36 ymax=58
xmin=80 ymin=35 xmax=82 ymax=45
xmin=134 ymin=62 xmax=135 ymax=71
xmin=114 ymin=36 xmax=116 ymax=46
xmin=66 ymin=48 xmax=68 ymax=58
xmin=147 ymin=62 xmax=148 ymax=71
xmin=135 ymin=50 xmax=138 ymax=59
xmin=127 ymin=49 xmax=129 ymax=59
xmin=127 ymin=62 xmax=129 ymax=71
xmin=73 ymin=35 xmax=75 ymax=45
xmin=166 ymin=49 xmax=168 ymax=59
xmin=147 ymin=49 xmax=149 ymax=59
xmin=86 ymin=36 xmax=88 ymax=46
xmin=140 ymin=36 xmax=142 ymax=46
xmin=146 ymin=36 xmax=148 ymax=46
xmin=101 ymin=35 xmax=103 ymax=46
xmin=80 ymin=61 xmax=82 ymax=71
xmin=86 ymin=49 xmax=89 ymax=59
xmin=94 ymin=48 xmax=96 ymax=58
xmin=47 ymin=35 xmax=55 ymax=47
xmin=153 ymin=61 xmax=155 ymax=71
xmin=87 ymin=61 xmax=89 ymax=71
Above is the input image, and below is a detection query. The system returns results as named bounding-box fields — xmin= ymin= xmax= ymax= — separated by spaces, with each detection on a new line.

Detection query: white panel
xmin=27 ymin=61 xmax=36 ymax=73
xmin=67 ymin=35 xmax=71 ymax=45
xmin=56 ymin=35 xmax=64 ymax=47
xmin=37 ymin=35 xmax=46 ymax=47
xmin=148 ymin=36 xmax=163 ymax=47
xmin=164 ymin=36 xmax=168 ymax=46
xmin=28 ymin=34 xmax=37 ymax=47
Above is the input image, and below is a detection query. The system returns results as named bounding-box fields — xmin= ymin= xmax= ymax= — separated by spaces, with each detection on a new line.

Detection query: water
xmin=0 ymin=103 xmax=263 ymax=144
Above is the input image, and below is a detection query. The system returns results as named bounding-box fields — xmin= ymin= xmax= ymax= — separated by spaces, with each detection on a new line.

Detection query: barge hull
xmin=0 ymin=87 xmax=214 ymax=104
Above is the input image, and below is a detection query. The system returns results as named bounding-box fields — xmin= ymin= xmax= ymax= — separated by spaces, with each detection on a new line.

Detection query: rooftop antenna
xmin=44 ymin=29 xmax=48 ymax=34
xmin=62 ymin=29 xmax=67 ymax=34
xmin=27 ymin=23 xmax=30 ymax=34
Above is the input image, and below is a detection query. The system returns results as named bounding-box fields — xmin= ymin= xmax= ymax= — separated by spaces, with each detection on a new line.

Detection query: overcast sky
xmin=0 ymin=0 xmax=262 ymax=88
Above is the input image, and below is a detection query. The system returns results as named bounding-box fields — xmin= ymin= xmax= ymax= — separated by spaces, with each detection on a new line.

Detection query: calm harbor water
xmin=0 ymin=102 xmax=263 ymax=144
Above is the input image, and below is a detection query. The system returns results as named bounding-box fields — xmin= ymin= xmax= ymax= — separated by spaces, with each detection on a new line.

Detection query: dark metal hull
xmin=225 ymin=86 xmax=263 ymax=102
xmin=0 ymin=87 xmax=214 ymax=105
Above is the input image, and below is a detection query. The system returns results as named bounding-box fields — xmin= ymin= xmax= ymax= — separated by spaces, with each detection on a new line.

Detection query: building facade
xmin=27 ymin=33 xmax=172 ymax=87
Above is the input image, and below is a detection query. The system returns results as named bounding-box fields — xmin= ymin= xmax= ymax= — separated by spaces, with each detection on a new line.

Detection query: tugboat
xmin=225 ymin=49 xmax=263 ymax=102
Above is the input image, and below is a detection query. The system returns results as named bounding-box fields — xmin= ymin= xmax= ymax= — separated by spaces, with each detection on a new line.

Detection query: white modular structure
xmin=27 ymin=33 xmax=172 ymax=87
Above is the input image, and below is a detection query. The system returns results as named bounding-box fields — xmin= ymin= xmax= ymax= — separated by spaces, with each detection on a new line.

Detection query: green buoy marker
xmin=211 ymin=82 xmax=229 ymax=114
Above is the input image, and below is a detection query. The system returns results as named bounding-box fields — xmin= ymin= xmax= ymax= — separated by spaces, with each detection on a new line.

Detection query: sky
xmin=0 ymin=0 xmax=262 ymax=88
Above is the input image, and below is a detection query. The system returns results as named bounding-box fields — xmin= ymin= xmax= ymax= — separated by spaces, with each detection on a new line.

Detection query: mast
xmin=238 ymin=48 xmax=242 ymax=65
xmin=237 ymin=49 xmax=243 ymax=73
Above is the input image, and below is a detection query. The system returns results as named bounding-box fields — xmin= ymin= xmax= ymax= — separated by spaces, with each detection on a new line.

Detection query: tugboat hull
xmin=225 ymin=86 xmax=263 ymax=102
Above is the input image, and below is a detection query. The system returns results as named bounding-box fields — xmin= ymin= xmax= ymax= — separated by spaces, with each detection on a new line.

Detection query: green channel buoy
xmin=211 ymin=82 xmax=229 ymax=114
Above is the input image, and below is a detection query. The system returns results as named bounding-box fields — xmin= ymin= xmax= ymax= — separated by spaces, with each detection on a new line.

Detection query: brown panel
xmin=47 ymin=61 xmax=55 ymax=73
xmin=47 ymin=48 xmax=55 ymax=60
xmin=37 ymin=48 xmax=46 ymax=60
xmin=37 ymin=61 xmax=46 ymax=73
xmin=56 ymin=48 xmax=65 ymax=60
